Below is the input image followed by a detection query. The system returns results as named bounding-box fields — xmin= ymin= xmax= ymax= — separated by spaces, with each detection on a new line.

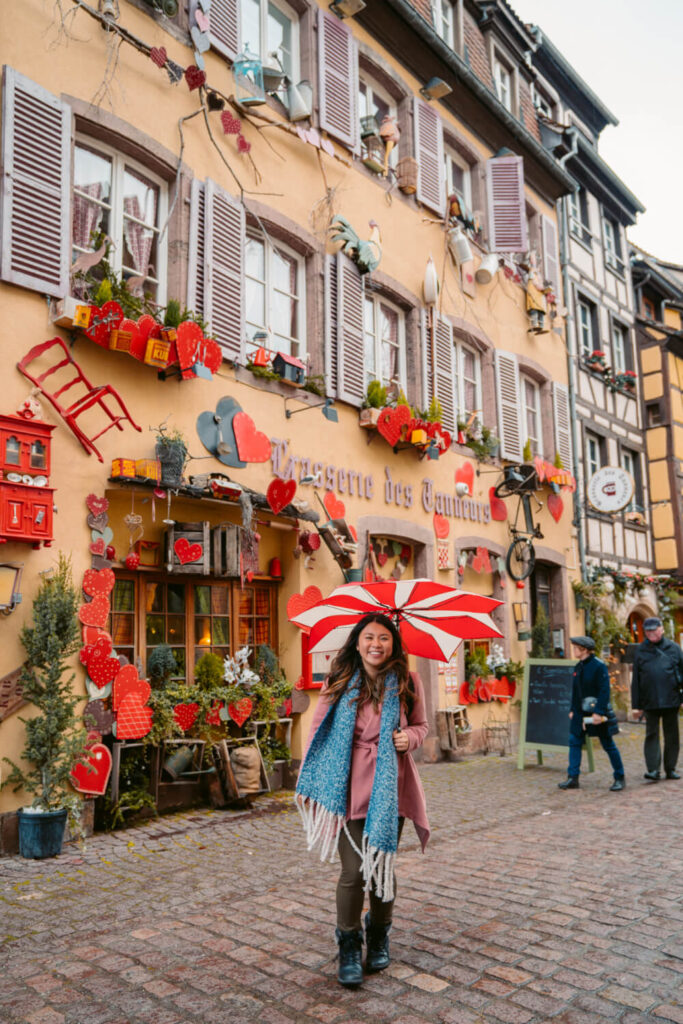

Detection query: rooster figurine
xmin=379 ymin=114 xmax=400 ymax=176
xmin=329 ymin=216 xmax=382 ymax=275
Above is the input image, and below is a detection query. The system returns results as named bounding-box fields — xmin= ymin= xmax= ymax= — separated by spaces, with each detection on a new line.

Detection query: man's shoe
xmin=665 ymin=770 xmax=681 ymax=780
xmin=335 ymin=928 xmax=363 ymax=988
xmin=610 ymin=779 xmax=625 ymax=791
xmin=558 ymin=777 xmax=579 ymax=789
xmin=643 ymin=770 xmax=661 ymax=781
xmin=364 ymin=912 xmax=391 ymax=972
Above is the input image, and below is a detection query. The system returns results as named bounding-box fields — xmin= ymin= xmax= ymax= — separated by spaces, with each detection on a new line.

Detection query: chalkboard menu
xmin=517 ymin=659 xmax=573 ymax=769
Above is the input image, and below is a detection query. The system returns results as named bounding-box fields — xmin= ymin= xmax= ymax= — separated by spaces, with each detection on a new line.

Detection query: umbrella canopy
xmin=289 ymin=578 xmax=503 ymax=661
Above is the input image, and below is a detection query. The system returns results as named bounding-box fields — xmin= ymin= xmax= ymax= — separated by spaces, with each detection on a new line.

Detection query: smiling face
xmin=645 ymin=625 xmax=664 ymax=644
xmin=356 ymin=621 xmax=394 ymax=678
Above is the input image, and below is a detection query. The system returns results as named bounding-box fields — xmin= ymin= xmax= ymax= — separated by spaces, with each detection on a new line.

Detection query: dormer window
xmin=493 ymin=57 xmax=513 ymax=112
xmin=433 ymin=0 xmax=455 ymax=48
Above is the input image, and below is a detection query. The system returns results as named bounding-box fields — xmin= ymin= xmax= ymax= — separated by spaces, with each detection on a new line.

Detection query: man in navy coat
xmin=631 ymin=616 xmax=682 ymax=781
xmin=558 ymin=636 xmax=625 ymax=791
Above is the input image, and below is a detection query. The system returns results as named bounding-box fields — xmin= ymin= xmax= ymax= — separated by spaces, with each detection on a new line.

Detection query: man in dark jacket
xmin=558 ymin=636 xmax=625 ymax=791
xmin=631 ymin=616 xmax=682 ymax=781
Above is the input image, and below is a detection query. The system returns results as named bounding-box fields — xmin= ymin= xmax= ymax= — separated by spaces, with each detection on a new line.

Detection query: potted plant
xmin=155 ymin=425 xmax=187 ymax=487
xmin=1 ymin=555 xmax=90 ymax=858
xmin=359 ymin=379 xmax=387 ymax=428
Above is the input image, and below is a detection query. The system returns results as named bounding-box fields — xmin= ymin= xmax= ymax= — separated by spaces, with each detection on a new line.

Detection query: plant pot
xmin=359 ymin=408 xmax=381 ymax=428
xmin=17 ymin=808 xmax=67 ymax=859
xmin=155 ymin=440 xmax=186 ymax=487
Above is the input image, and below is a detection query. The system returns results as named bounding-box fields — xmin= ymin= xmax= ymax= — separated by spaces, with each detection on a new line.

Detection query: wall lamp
xmin=512 ymin=600 xmax=530 ymax=641
xmin=0 ymin=563 xmax=23 ymax=614
xmin=420 ymin=77 xmax=452 ymax=101
xmin=329 ymin=0 xmax=365 ymax=18
xmin=285 ymin=398 xmax=338 ymax=422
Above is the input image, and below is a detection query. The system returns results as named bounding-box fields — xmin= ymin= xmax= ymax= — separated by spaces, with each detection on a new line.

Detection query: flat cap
xmin=643 ymin=616 xmax=662 ymax=631
xmin=570 ymin=635 xmax=596 ymax=650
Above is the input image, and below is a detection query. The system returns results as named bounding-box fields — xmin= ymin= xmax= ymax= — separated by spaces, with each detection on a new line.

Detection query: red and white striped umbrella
xmin=290 ymin=578 xmax=502 ymax=662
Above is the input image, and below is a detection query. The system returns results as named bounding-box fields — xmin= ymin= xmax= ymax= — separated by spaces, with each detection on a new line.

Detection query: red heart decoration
xmin=195 ymin=9 xmax=210 ymax=31
xmin=82 ymin=626 xmax=111 ymax=647
xmin=286 ymin=586 xmax=323 ymax=622
xmin=377 ymin=405 xmax=412 ymax=446
xmin=81 ymin=636 xmax=120 ymax=688
xmin=323 ymin=492 xmax=345 ymax=520
xmin=228 ymin=697 xmax=253 ymax=728
xmin=433 ymin=514 xmax=450 ymax=539
xmin=149 ymin=46 xmax=167 ymax=67
xmin=173 ymin=702 xmax=200 ymax=731
xmin=70 ymin=743 xmax=113 ymax=796
xmin=471 ymin=555 xmax=483 ymax=573
xmin=377 ymin=552 xmax=388 ymax=567
xmin=84 ymin=301 xmax=124 ymax=347
xmin=198 ymin=337 xmax=222 ymax=374
xmin=246 ymin=570 xmax=254 ymax=582
xmin=116 ymin=693 xmax=153 ymax=739
xmin=82 ymin=568 xmax=115 ymax=598
xmin=459 ymin=681 xmax=473 ymax=705
xmin=489 ymin=487 xmax=508 ymax=521
xmin=136 ymin=314 xmax=162 ymax=344
xmin=233 ymin=412 xmax=271 ymax=463
xmin=455 ymin=462 xmax=474 ymax=494
xmin=221 ymin=111 xmax=242 ymax=135
xmin=205 ymin=701 xmax=223 ymax=726
xmin=176 ymin=321 xmax=204 ymax=375
xmin=90 ymin=538 xmax=105 ymax=556
xmin=125 ymin=552 xmax=141 ymax=570
xmin=113 ymin=664 xmax=151 ymax=712
xmin=477 ymin=546 xmax=492 ymax=574
xmin=78 ymin=596 xmax=110 ymax=628
xmin=533 ymin=455 xmax=546 ymax=482
xmin=267 ymin=478 xmax=296 ymax=516
xmin=175 ymin=538 xmax=203 ymax=565
xmin=547 ymin=492 xmax=564 ymax=523
xmin=431 ymin=424 xmax=452 ymax=452
xmin=185 ymin=65 xmax=206 ymax=91
xmin=86 ymin=494 xmax=109 ymax=517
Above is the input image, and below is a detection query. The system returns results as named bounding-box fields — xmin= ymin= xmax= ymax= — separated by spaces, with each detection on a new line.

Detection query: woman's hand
xmin=393 ymin=729 xmax=409 ymax=753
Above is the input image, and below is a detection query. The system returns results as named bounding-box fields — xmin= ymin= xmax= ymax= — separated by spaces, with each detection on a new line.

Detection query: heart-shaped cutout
xmin=196 ymin=397 xmax=246 ymax=469
xmin=70 ymin=743 xmax=113 ymax=796
xmin=82 ymin=626 xmax=111 ymax=646
xmin=174 ymin=538 xmax=203 ymax=565
xmin=149 ymin=46 xmax=167 ymax=68
xmin=83 ymin=568 xmax=115 ymax=599
xmin=81 ymin=635 xmax=120 ymax=687
xmin=113 ymin=664 xmax=151 ymax=712
xmin=233 ymin=412 xmax=271 ymax=463
xmin=377 ymin=405 xmax=412 ymax=447
xmin=266 ymin=478 xmax=296 ymax=516
xmin=90 ymin=538 xmax=105 ymax=556
xmin=78 ymin=596 xmax=110 ymax=628
xmin=173 ymin=702 xmax=200 ymax=731
xmin=91 ymin=527 xmax=114 ymax=547
xmin=547 ymin=492 xmax=564 ymax=523
xmin=455 ymin=461 xmax=474 ymax=494
xmin=376 ymin=552 xmax=388 ymax=567
xmin=83 ymin=699 xmax=115 ymax=735
xmin=185 ymin=65 xmax=206 ymax=91
xmin=477 ymin=546 xmax=492 ymax=574
xmin=85 ymin=678 xmax=112 ymax=701
xmin=205 ymin=701 xmax=223 ymax=726
xmin=86 ymin=511 xmax=109 ymax=531
xmin=86 ymin=494 xmax=109 ymax=517
xmin=489 ymin=487 xmax=507 ymax=522
xmin=116 ymin=693 xmax=153 ymax=739
xmin=471 ymin=555 xmax=483 ymax=573
xmin=433 ymin=513 xmax=450 ymax=539
xmin=176 ymin=321 xmax=204 ymax=374
xmin=228 ymin=697 xmax=253 ymax=728
xmin=221 ymin=111 xmax=243 ymax=135
xmin=323 ymin=492 xmax=345 ymax=520
xmin=195 ymin=8 xmax=210 ymax=31
xmin=84 ymin=301 xmax=124 ymax=347
xmin=116 ymin=317 xmax=146 ymax=362
xmin=198 ymin=337 xmax=222 ymax=374
xmin=286 ymin=586 xmax=323 ymax=622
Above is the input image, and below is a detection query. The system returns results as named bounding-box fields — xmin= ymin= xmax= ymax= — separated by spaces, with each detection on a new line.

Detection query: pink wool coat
xmin=304 ymin=671 xmax=431 ymax=851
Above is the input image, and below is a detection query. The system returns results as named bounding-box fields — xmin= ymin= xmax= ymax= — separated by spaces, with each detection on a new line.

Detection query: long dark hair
xmin=324 ymin=613 xmax=415 ymax=711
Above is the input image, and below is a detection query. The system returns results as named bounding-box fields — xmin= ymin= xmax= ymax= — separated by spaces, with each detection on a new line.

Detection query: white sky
xmin=510 ymin=0 xmax=683 ymax=265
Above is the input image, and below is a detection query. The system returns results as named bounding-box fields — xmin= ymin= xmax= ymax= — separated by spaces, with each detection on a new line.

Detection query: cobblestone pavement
xmin=1 ymin=723 xmax=682 ymax=1024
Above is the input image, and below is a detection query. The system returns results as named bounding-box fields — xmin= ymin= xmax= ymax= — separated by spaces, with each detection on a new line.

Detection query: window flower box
xmin=359 ymin=407 xmax=382 ymax=429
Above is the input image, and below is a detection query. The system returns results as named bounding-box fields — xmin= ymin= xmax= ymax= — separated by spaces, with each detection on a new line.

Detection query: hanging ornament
xmin=221 ymin=111 xmax=242 ymax=135
xmin=149 ymin=46 xmax=168 ymax=68
xmin=184 ymin=65 xmax=206 ymax=91
xmin=166 ymin=60 xmax=184 ymax=84
xmin=237 ymin=133 xmax=251 ymax=154
xmin=207 ymin=90 xmax=225 ymax=111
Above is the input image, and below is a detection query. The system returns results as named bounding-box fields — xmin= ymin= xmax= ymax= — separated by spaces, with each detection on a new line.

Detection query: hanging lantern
xmin=287 ymin=79 xmax=313 ymax=121
xmin=423 ymin=255 xmax=439 ymax=305
xmin=447 ymin=225 xmax=473 ymax=265
xmin=475 ymin=252 xmax=500 ymax=284
xmin=233 ymin=47 xmax=266 ymax=107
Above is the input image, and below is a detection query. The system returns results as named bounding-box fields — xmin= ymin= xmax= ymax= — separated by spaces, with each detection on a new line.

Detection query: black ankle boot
xmin=335 ymin=928 xmax=363 ymax=987
xmin=558 ymin=777 xmax=579 ymax=789
xmin=365 ymin=912 xmax=391 ymax=972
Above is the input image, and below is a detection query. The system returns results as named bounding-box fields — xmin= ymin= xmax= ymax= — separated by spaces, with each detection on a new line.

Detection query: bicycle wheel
xmin=506 ymin=537 xmax=535 ymax=581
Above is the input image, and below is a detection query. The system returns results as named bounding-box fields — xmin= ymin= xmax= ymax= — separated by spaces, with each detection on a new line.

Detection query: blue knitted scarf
xmin=295 ymin=669 xmax=400 ymax=900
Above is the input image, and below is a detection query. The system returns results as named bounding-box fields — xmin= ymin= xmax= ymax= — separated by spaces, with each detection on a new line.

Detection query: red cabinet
xmin=0 ymin=415 xmax=56 ymax=547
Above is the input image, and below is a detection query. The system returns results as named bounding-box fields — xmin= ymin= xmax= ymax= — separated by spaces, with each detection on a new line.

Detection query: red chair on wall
xmin=17 ymin=337 xmax=142 ymax=462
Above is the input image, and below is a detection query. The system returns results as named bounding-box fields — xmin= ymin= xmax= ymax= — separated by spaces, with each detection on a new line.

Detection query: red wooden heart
xmin=233 ymin=412 xmax=271 ymax=463
xmin=173 ymin=702 xmax=200 ymax=731
xmin=459 ymin=681 xmax=473 ymax=705
xmin=377 ymin=552 xmax=388 ymax=567
xmin=112 ymin=664 xmax=151 ymax=712
xmin=267 ymin=478 xmax=296 ymax=515
xmin=86 ymin=494 xmax=109 ymax=517
xmin=81 ymin=636 xmax=120 ymax=687
xmin=533 ymin=455 xmax=546 ymax=482
xmin=455 ymin=461 xmax=474 ymax=494
xmin=125 ymin=552 xmax=141 ymax=570
xmin=489 ymin=487 xmax=508 ymax=522
xmin=84 ymin=301 xmax=123 ymax=347
xmin=198 ymin=337 xmax=222 ymax=374
xmin=70 ymin=743 xmax=113 ymax=796
xmin=185 ymin=65 xmax=206 ymax=91
xmin=176 ymin=321 xmax=204 ymax=372
xmin=471 ymin=555 xmax=483 ymax=573
xmin=286 ymin=586 xmax=323 ymax=621
xmin=547 ymin=492 xmax=564 ymax=523
xmin=78 ymin=596 xmax=110 ymax=628
xmin=228 ymin=697 xmax=253 ymax=727
xmin=221 ymin=111 xmax=243 ymax=135
xmin=90 ymin=538 xmax=105 ymax=556
xmin=175 ymin=538 xmax=203 ymax=565
xmin=82 ymin=568 xmax=115 ymax=598
xmin=433 ymin=513 xmax=450 ymax=539
xmin=82 ymin=626 xmax=111 ymax=647
xmin=477 ymin=547 xmax=492 ymax=574
xmin=323 ymin=492 xmax=345 ymax=520
xmin=114 ymin=317 xmax=145 ymax=361
xmin=377 ymin=405 xmax=412 ymax=446
xmin=432 ymin=424 xmax=452 ymax=452
xmin=137 ymin=314 xmax=161 ymax=343
xmin=116 ymin=693 xmax=153 ymax=739
xmin=246 ymin=570 xmax=254 ymax=582
xmin=149 ymin=46 xmax=167 ymax=67
xmin=205 ymin=701 xmax=223 ymax=726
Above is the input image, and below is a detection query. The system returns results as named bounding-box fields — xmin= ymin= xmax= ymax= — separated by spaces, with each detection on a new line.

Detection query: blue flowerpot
xmin=17 ymin=808 xmax=67 ymax=859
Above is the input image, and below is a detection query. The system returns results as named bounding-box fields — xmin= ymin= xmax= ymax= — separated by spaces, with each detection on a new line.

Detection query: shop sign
xmin=587 ymin=466 xmax=634 ymax=513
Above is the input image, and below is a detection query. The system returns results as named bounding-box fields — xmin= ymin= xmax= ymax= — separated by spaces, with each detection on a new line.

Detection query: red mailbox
xmin=0 ymin=415 xmax=55 ymax=547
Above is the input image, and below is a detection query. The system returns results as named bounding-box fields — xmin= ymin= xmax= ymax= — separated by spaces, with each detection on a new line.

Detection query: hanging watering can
xmin=447 ymin=226 xmax=473 ymax=265
xmin=287 ymin=79 xmax=313 ymax=122
xmin=163 ymin=745 xmax=195 ymax=780
xmin=475 ymin=252 xmax=500 ymax=284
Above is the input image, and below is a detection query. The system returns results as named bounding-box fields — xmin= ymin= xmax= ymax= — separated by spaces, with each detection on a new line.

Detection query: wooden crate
xmin=164 ymin=520 xmax=211 ymax=575
xmin=215 ymin=737 xmax=270 ymax=802
xmin=436 ymin=706 xmax=470 ymax=752
xmin=211 ymin=522 xmax=241 ymax=577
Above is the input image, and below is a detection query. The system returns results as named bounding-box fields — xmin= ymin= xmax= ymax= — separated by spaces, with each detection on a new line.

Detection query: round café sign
xmin=587 ymin=466 xmax=634 ymax=513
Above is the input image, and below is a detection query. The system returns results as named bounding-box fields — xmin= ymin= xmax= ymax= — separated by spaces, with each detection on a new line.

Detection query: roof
xmin=273 ymin=352 xmax=306 ymax=369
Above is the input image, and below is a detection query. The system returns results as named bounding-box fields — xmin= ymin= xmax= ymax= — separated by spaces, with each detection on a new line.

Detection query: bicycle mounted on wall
xmin=494 ymin=465 xmax=544 ymax=581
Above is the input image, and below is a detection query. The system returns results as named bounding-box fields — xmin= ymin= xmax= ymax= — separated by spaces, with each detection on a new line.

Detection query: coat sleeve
xmin=594 ymin=660 xmax=611 ymax=716
xmin=302 ymin=682 xmax=331 ymax=763
xmin=631 ymin=654 xmax=641 ymax=709
xmin=403 ymin=672 xmax=429 ymax=753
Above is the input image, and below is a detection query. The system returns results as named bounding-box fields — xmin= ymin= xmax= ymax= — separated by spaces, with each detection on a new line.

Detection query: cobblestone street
xmin=1 ymin=723 xmax=682 ymax=1024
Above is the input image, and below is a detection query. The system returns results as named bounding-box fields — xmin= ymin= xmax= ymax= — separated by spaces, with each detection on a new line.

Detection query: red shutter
xmin=186 ymin=179 xmax=205 ymax=319
xmin=427 ymin=313 xmax=455 ymax=433
xmin=203 ymin=180 xmax=244 ymax=362
xmin=495 ymin=350 xmax=523 ymax=460
xmin=552 ymin=382 xmax=572 ymax=471
xmin=486 ymin=154 xmax=528 ymax=253
xmin=414 ymin=98 xmax=445 ymax=216
xmin=1 ymin=67 xmax=71 ymax=298
xmin=541 ymin=214 xmax=560 ymax=296
xmin=336 ymin=253 xmax=364 ymax=406
xmin=207 ymin=0 xmax=239 ymax=61
xmin=324 ymin=254 xmax=338 ymax=397
xmin=318 ymin=10 xmax=358 ymax=151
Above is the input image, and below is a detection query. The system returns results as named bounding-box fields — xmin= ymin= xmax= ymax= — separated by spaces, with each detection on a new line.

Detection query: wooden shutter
xmin=186 ymin=179 xmax=205 ymax=318
xmin=1 ymin=67 xmax=71 ymax=298
xmin=318 ymin=10 xmax=358 ymax=151
xmin=324 ymin=253 xmax=339 ymax=397
xmin=336 ymin=253 xmax=364 ymax=406
xmin=414 ymin=98 xmax=445 ymax=216
xmin=495 ymin=350 xmax=523 ymax=460
xmin=203 ymin=179 xmax=244 ymax=362
xmin=485 ymin=154 xmax=527 ymax=253
xmin=552 ymin=382 xmax=572 ymax=471
xmin=207 ymin=0 xmax=239 ymax=61
xmin=424 ymin=312 xmax=455 ymax=433
xmin=541 ymin=214 xmax=560 ymax=295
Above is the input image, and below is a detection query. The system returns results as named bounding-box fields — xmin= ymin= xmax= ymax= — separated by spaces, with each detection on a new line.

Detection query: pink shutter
xmin=324 ymin=254 xmax=339 ymax=397
xmin=203 ymin=180 xmax=244 ymax=362
xmin=207 ymin=0 xmax=239 ymax=61
xmin=186 ymin=178 xmax=205 ymax=318
xmin=1 ymin=67 xmax=71 ymax=298
xmin=414 ymin=98 xmax=445 ymax=216
xmin=336 ymin=253 xmax=364 ymax=406
xmin=552 ymin=382 xmax=572 ymax=471
xmin=485 ymin=154 xmax=528 ymax=253
xmin=318 ymin=10 xmax=358 ymax=151
xmin=495 ymin=350 xmax=523 ymax=460
xmin=541 ymin=214 xmax=560 ymax=296
xmin=422 ymin=309 xmax=433 ymax=410
xmin=433 ymin=313 xmax=455 ymax=433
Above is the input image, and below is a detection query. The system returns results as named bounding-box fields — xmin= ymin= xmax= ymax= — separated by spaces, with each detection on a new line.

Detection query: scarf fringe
xmin=295 ymin=794 xmax=344 ymax=863
xmin=344 ymin=825 xmax=396 ymax=902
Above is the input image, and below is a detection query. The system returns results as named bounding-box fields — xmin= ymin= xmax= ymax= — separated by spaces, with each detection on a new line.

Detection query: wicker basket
xmin=397 ymin=156 xmax=418 ymax=194
xmin=155 ymin=440 xmax=186 ymax=487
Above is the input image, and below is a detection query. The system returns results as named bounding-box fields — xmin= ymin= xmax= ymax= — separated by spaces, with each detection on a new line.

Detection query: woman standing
xmin=295 ymin=612 xmax=430 ymax=988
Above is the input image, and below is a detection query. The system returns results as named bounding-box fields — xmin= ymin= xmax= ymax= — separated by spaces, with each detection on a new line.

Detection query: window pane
xmin=195 ymin=616 xmax=212 ymax=646
xmin=146 ymin=615 xmax=164 ymax=645
xmin=111 ymin=614 xmax=134 ymax=647
xmin=268 ymin=3 xmax=293 ymax=76
xmin=195 ymin=586 xmax=211 ymax=614
xmin=73 ymin=146 xmax=112 ymax=253
xmin=246 ymin=236 xmax=266 ymax=279
xmin=171 ymin=648 xmax=186 ymax=678
xmin=241 ymin=0 xmax=261 ymax=57
xmin=213 ymin=618 xmax=231 ymax=645
xmin=167 ymin=584 xmax=185 ymax=614
xmin=271 ymin=289 xmax=295 ymax=341
xmin=146 ymin=582 xmax=163 ymax=613
xmin=246 ymin=280 xmax=266 ymax=333
xmin=255 ymin=588 xmax=270 ymax=615
xmin=167 ymin=614 xmax=185 ymax=644
xmin=211 ymin=587 xmax=229 ymax=615
xmin=272 ymin=249 xmax=296 ymax=294
xmin=112 ymin=579 xmax=135 ymax=612
xmin=122 ymin=168 xmax=159 ymax=281
xmin=240 ymin=590 xmax=254 ymax=616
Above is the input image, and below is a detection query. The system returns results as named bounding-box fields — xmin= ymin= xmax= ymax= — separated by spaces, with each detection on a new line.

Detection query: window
xmin=646 ymin=401 xmax=663 ymax=427
xmin=521 ymin=376 xmax=542 ymax=454
xmin=433 ymin=0 xmax=455 ymax=48
xmin=358 ymin=73 xmax=399 ymax=169
xmin=568 ymin=189 xmax=591 ymax=245
xmin=532 ymin=85 xmax=556 ymax=121
xmin=621 ymin=448 xmax=643 ymax=515
xmin=493 ymin=57 xmax=513 ymax=112
xmin=603 ymin=216 xmax=623 ymax=275
xmin=611 ymin=322 xmax=630 ymax=374
xmin=444 ymin=146 xmax=472 ymax=211
xmin=73 ymin=139 xmax=168 ymax=303
xmin=453 ymin=341 xmax=481 ymax=421
xmin=577 ymin=297 xmax=597 ymax=358
xmin=240 ymin=0 xmax=299 ymax=79
xmin=363 ymin=295 xmax=405 ymax=391
xmin=585 ymin=432 xmax=602 ymax=479
xmin=245 ymin=231 xmax=305 ymax=359
xmin=642 ymin=295 xmax=658 ymax=321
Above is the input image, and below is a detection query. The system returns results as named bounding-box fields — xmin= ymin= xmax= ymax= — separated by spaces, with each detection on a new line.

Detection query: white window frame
xmin=244 ymin=231 xmax=306 ymax=359
xmin=532 ymin=84 xmax=555 ymax=120
xmin=493 ymin=56 xmax=513 ymax=112
xmin=603 ymin=216 xmax=624 ymax=276
xmin=568 ymin=189 xmax=591 ymax=245
xmin=620 ymin=447 xmax=638 ymax=513
xmin=611 ymin=321 xmax=627 ymax=374
xmin=358 ymin=71 xmax=398 ymax=169
xmin=444 ymin=145 xmax=472 ymax=210
xmin=240 ymin=0 xmax=300 ymax=81
xmin=433 ymin=0 xmax=455 ymax=48
xmin=586 ymin=432 xmax=601 ymax=479
xmin=73 ymin=136 xmax=168 ymax=305
xmin=521 ymin=375 xmax=542 ymax=455
xmin=453 ymin=340 xmax=481 ymax=421
xmin=363 ymin=293 xmax=406 ymax=393
xmin=577 ymin=298 xmax=594 ymax=358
